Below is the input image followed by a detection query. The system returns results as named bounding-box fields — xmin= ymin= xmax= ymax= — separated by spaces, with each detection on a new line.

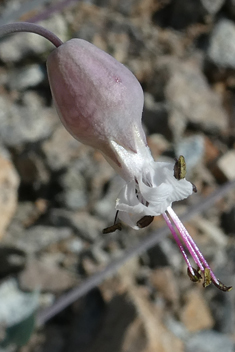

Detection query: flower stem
xmin=0 ymin=22 xmax=63 ymax=47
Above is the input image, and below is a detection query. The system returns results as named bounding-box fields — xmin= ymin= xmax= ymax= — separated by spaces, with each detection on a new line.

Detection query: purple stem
xmin=163 ymin=212 xmax=195 ymax=275
xmin=0 ymin=22 xmax=63 ymax=47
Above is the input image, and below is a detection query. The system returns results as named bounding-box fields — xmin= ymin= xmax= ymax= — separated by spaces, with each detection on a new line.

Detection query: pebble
xmin=0 ymin=278 xmax=38 ymax=327
xmin=186 ymin=330 xmax=234 ymax=352
xmin=200 ymin=0 xmax=225 ymax=14
xmin=42 ymin=126 xmax=84 ymax=171
xmin=166 ymin=59 xmax=228 ymax=136
xmin=19 ymin=258 xmax=77 ymax=292
xmin=180 ymin=289 xmax=214 ymax=332
xmin=208 ymin=19 xmax=235 ymax=68
xmin=0 ymin=148 xmax=19 ymax=239
xmin=59 ymin=161 xmax=88 ymax=210
xmin=150 ymin=267 xmax=179 ymax=305
xmin=0 ymin=92 xmax=57 ymax=146
xmin=7 ymin=64 xmax=45 ymax=91
xmin=217 ymin=150 xmax=235 ymax=180
xmin=4 ymin=225 xmax=72 ymax=254
xmin=49 ymin=208 xmax=105 ymax=242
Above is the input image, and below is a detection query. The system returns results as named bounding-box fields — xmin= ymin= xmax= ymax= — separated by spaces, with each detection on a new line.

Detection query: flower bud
xmin=47 ymin=39 xmax=146 ymax=170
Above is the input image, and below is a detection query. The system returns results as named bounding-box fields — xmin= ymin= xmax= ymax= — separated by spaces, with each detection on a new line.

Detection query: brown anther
xmin=212 ymin=279 xmax=233 ymax=292
xmin=174 ymin=155 xmax=186 ymax=180
xmin=102 ymin=222 xmax=122 ymax=234
xmin=203 ymin=268 xmax=212 ymax=288
xmin=187 ymin=267 xmax=202 ymax=283
xmin=136 ymin=216 xmax=154 ymax=228
xmin=191 ymin=182 xmax=197 ymax=193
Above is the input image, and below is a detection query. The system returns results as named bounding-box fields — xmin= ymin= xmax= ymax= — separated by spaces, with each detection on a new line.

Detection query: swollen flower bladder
xmin=0 ymin=22 xmax=231 ymax=292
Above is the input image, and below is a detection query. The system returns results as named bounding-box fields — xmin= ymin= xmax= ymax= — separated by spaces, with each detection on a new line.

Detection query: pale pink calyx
xmin=47 ymin=38 xmax=146 ymax=179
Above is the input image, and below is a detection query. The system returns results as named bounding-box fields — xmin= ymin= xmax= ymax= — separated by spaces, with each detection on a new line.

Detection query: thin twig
xmin=36 ymin=179 xmax=235 ymax=326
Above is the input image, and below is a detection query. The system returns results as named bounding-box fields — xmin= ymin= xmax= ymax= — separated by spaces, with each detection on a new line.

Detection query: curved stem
xmin=0 ymin=22 xmax=63 ymax=48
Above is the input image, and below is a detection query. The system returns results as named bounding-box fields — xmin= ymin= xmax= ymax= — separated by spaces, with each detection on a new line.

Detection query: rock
xmin=216 ymin=150 xmax=235 ymax=180
xmin=59 ymin=161 xmax=88 ymax=210
xmin=207 ymin=19 xmax=235 ymax=68
xmin=203 ymin=136 xmax=220 ymax=164
xmin=186 ymin=330 xmax=234 ymax=352
xmin=19 ymin=258 xmax=76 ymax=292
xmin=0 ymin=148 xmax=19 ymax=239
xmin=0 ymin=278 xmax=38 ymax=327
xmin=200 ymin=0 xmax=225 ymax=14
xmin=49 ymin=209 xmax=105 ymax=242
xmin=0 ymin=15 xmax=68 ymax=63
xmin=7 ymin=64 xmax=45 ymax=91
xmin=4 ymin=225 xmax=72 ymax=254
xmin=165 ymin=59 xmax=228 ymax=136
xmin=42 ymin=126 xmax=84 ymax=171
xmin=0 ymin=91 xmax=57 ymax=146
xmin=180 ymin=289 xmax=214 ymax=332
xmin=150 ymin=267 xmax=179 ymax=305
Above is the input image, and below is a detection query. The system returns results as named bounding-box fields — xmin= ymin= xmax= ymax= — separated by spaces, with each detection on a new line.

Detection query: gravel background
xmin=0 ymin=0 xmax=235 ymax=351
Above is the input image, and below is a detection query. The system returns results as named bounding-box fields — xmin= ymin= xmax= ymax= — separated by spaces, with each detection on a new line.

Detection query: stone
xmin=49 ymin=209 xmax=105 ymax=242
xmin=59 ymin=162 xmax=88 ymax=210
xmin=7 ymin=64 xmax=44 ymax=91
xmin=42 ymin=125 xmax=84 ymax=171
xmin=19 ymin=259 xmax=76 ymax=292
xmin=180 ymin=289 xmax=214 ymax=332
xmin=0 ymin=91 xmax=57 ymax=146
xmin=186 ymin=330 xmax=234 ymax=352
xmin=4 ymin=225 xmax=72 ymax=254
xmin=150 ymin=267 xmax=179 ymax=305
xmin=208 ymin=19 xmax=235 ymax=68
xmin=0 ymin=148 xmax=19 ymax=239
xmin=200 ymin=0 xmax=225 ymax=14
xmin=217 ymin=150 xmax=235 ymax=180
xmin=203 ymin=136 xmax=220 ymax=164
xmin=165 ymin=59 xmax=228 ymax=136
xmin=0 ymin=278 xmax=38 ymax=327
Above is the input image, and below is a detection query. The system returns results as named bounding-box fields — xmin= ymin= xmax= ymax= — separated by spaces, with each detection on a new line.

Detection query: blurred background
xmin=0 ymin=0 xmax=235 ymax=351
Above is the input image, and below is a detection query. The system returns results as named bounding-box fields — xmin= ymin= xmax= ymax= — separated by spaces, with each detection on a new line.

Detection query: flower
xmin=0 ymin=22 xmax=229 ymax=292
xmin=46 ymin=38 xmax=232 ymax=292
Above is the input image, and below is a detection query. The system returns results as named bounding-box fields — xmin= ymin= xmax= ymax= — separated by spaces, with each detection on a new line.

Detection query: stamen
xmin=169 ymin=208 xmax=219 ymax=284
xmin=102 ymin=211 xmax=122 ymax=234
xmin=203 ymin=268 xmax=212 ymax=288
xmin=163 ymin=212 xmax=195 ymax=276
xmin=136 ymin=215 xmax=154 ymax=228
xmin=167 ymin=206 xmax=232 ymax=292
xmin=187 ymin=267 xmax=202 ymax=283
xmin=166 ymin=206 xmax=204 ymax=272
